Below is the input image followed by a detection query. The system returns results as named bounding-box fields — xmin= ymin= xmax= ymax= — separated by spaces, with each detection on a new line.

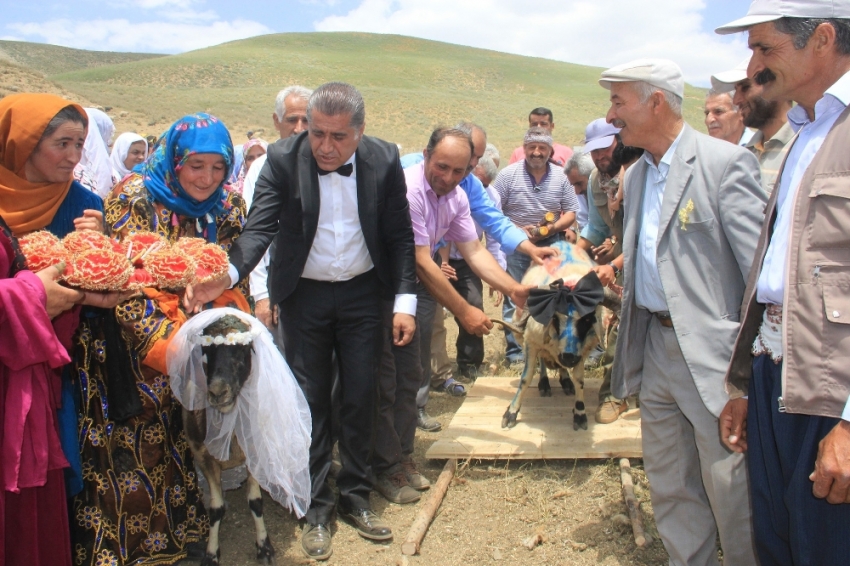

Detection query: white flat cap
xmin=710 ymin=59 xmax=751 ymax=93
xmin=599 ymin=58 xmax=685 ymax=99
xmin=716 ymin=0 xmax=850 ymax=35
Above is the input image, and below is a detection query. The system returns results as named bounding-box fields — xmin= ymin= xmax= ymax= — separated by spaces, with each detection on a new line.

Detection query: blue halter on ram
xmin=492 ymin=242 xmax=621 ymax=430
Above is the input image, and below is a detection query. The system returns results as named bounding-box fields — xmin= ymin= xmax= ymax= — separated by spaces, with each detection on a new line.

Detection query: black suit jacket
xmin=230 ymin=131 xmax=417 ymax=306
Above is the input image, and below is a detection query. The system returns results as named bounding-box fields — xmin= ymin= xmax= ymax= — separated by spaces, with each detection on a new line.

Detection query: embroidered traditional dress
xmin=70 ymin=114 xmax=249 ymax=566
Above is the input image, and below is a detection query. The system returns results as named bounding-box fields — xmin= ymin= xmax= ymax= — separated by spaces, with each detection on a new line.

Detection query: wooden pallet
xmin=425 ymin=376 xmax=642 ymax=460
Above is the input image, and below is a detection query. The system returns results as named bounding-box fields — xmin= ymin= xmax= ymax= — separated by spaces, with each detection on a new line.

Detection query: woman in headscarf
xmin=74 ymin=108 xmax=115 ymax=199
xmin=229 ymin=137 xmax=267 ymax=194
xmin=110 ymin=132 xmax=148 ymax=185
xmin=71 ymin=113 xmax=250 ymax=565
xmin=0 ymin=93 xmax=127 ymax=566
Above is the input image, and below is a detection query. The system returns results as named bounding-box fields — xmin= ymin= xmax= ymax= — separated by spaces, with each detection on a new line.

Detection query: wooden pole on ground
xmin=401 ymin=459 xmax=457 ymax=556
xmin=619 ymin=458 xmax=647 ymax=548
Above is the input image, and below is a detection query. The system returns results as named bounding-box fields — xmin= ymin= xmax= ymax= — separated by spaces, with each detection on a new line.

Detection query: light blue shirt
xmin=400 ymin=152 xmax=528 ymax=254
xmin=756 ymin=70 xmax=850 ymax=305
xmin=634 ymin=127 xmax=685 ymax=313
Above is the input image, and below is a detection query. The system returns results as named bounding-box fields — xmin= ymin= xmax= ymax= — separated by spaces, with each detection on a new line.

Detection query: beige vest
xmin=727 ymin=106 xmax=850 ymax=418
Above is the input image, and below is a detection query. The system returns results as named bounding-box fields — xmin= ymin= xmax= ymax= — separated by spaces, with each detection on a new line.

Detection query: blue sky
xmin=0 ymin=0 xmax=754 ymax=85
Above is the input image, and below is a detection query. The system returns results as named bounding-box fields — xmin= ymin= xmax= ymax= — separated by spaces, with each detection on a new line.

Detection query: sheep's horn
xmin=601 ymin=287 xmax=622 ymax=315
xmin=490 ymin=318 xmax=524 ymax=335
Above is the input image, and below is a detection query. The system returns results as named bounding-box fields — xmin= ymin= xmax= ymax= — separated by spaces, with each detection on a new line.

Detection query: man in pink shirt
xmin=508 ymin=107 xmax=574 ymax=167
xmin=372 ymin=127 xmax=532 ymax=505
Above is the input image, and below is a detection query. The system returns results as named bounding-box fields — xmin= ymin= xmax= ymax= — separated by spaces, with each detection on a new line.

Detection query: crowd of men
xmin=185 ymin=1 xmax=850 ymax=563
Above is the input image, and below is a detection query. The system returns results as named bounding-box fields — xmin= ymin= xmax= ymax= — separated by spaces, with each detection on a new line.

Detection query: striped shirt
xmin=745 ymin=121 xmax=795 ymax=195
xmin=493 ymin=161 xmax=578 ymax=228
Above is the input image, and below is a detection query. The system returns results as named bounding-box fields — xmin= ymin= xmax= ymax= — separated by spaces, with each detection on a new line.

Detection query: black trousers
xmin=279 ymin=271 xmax=383 ymax=524
xmin=447 ymin=258 xmax=484 ymax=371
xmin=372 ymin=300 xmax=422 ymax=474
xmin=748 ymin=355 xmax=850 ymax=566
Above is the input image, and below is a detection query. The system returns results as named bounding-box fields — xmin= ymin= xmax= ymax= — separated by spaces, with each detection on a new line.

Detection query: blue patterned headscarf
xmin=136 ymin=113 xmax=234 ymax=242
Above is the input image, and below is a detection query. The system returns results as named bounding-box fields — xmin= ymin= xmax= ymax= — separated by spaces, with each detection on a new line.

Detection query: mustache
xmin=611 ymin=119 xmax=626 ymax=129
xmin=754 ymin=68 xmax=777 ymax=86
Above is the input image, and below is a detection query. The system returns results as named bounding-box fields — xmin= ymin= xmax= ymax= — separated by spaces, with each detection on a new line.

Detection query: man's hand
xmin=74 ymin=209 xmax=105 ymax=233
xmin=517 ymin=240 xmax=559 ymax=266
xmin=184 ymin=273 xmax=230 ymax=313
xmin=255 ymin=298 xmax=274 ymax=330
xmin=592 ymin=264 xmax=617 ymax=287
xmin=591 ymin=238 xmax=614 ymax=262
xmin=458 ymin=304 xmax=493 ymax=337
xmin=811 ymin=420 xmax=850 ymax=504
xmin=36 ymin=262 xmax=84 ymax=318
xmin=489 ymin=286 xmax=503 ymax=307
xmin=393 ymin=313 xmax=416 ymax=346
xmin=564 ymin=229 xmax=577 ymax=244
xmin=509 ymin=284 xmax=533 ymax=310
xmin=719 ymin=398 xmax=748 ymax=453
xmin=81 ymin=289 xmax=137 ymax=309
xmin=440 ymin=262 xmax=458 ymax=281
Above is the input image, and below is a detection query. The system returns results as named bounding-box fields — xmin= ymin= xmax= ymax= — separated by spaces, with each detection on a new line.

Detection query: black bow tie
xmin=317 ymin=163 xmax=353 ymax=177
xmin=526 ymin=272 xmax=604 ymax=325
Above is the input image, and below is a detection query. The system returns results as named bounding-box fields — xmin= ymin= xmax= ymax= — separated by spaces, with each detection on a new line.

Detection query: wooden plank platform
xmin=426 ymin=376 xmax=642 ymax=460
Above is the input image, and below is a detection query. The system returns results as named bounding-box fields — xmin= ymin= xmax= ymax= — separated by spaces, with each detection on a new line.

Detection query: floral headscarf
xmin=230 ymin=138 xmax=268 ymax=194
xmin=138 ymin=113 xmax=234 ymax=242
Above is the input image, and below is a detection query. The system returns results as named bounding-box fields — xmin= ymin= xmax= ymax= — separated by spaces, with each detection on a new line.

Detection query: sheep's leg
xmin=537 ymin=357 xmax=552 ymax=397
xmin=570 ymin=361 xmax=588 ymax=431
xmin=502 ymin=344 xmax=539 ymax=429
xmin=197 ymin=454 xmax=225 ymax=566
xmin=558 ymin=368 xmax=575 ymax=396
xmin=247 ymin=473 xmax=276 ymax=565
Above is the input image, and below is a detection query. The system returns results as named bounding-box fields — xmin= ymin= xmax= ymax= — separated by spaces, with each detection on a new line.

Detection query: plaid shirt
xmin=745 ymin=121 xmax=795 ymax=196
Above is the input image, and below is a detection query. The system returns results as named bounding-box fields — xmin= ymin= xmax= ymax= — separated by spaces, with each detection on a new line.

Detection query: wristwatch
xmin=607 ymin=262 xmax=621 ymax=277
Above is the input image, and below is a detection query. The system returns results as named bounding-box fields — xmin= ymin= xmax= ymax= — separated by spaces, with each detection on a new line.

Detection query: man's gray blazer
xmin=611 ymin=124 xmax=766 ymax=417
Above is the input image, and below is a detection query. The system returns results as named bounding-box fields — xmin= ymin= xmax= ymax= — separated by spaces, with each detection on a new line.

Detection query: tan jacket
xmin=726 ymin=106 xmax=850 ymax=419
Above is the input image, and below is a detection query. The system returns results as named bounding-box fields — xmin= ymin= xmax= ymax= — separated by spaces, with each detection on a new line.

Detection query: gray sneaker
xmin=374 ymin=466 xmax=421 ymax=504
xmin=401 ymin=455 xmax=431 ymax=491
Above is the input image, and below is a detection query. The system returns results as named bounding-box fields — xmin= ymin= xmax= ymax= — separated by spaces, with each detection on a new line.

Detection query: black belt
xmin=654 ymin=311 xmax=674 ymax=328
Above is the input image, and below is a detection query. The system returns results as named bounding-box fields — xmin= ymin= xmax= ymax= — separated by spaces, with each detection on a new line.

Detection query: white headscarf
xmin=110 ymin=132 xmax=147 ymax=183
xmin=80 ymin=108 xmax=115 ymax=198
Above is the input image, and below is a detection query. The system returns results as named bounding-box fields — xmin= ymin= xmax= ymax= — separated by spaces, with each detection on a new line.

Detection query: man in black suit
xmin=187 ymin=82 xmax=418 ymax=561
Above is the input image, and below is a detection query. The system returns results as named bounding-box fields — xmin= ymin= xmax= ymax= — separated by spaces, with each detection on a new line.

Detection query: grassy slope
xmin=52 ymin=32 xmax=707 ymax=153
xmin=0 ymin=40 xmax=163 ymax=77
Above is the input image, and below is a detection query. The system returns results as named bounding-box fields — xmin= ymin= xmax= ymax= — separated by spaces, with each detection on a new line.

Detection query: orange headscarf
xmin=0 ymin=93 xmax=85 ymax=235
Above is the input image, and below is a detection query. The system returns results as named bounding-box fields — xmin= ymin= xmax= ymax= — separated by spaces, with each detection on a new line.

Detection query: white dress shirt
xmin=242 ymin=154 xmax=271 ymax=302
xmin=229 ymin=153 xmax=416 ymax=315
xmin=634 ymin=127 xmax=685 ymax=313
xmin=756 ymin=70 xmax=850 ymax=306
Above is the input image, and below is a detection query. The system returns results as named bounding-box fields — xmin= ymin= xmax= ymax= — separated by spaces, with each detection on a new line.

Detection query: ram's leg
xmin=537 ymin=358 xmax=552 ymax=397
xmin=502 ymin=344 xmax=539 ymax=428
xmin=558 ymin=368 xmax=575 ymax=396
xmin=571 ymin=361 xmax=588 ymax=431
xmin=247 ymin=473 xmax=276 ymax=565
xmin=197 ymin=454 xmax=225 ymax=566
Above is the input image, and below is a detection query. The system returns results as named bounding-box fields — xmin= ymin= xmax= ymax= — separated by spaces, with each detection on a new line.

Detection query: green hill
xmin=50 ymin=32 xmax=707 ymax=155
xmin=0 ymin=40 xmax=163 ymax=77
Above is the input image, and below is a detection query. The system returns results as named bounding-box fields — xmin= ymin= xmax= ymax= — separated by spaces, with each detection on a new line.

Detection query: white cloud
xmin=314 ymin=0 xmax=750 ymax=86
xmin=7 ymin=18 xmax=271 ymax=53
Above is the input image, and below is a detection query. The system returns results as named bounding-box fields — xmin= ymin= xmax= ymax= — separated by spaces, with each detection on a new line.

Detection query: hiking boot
xmin=595 ymin=398 xmax=628 ymax=424
xmin=417 ymin=408 xmax=442 ymax=432
xmin=401 ymin=455 xmax=431 ymax=491
xmin=374 ymin=466 xmax=421 ymax=504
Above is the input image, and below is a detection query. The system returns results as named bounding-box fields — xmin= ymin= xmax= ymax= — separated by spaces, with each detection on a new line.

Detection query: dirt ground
xmin=207 ymin=291 xmax=670 ymax=566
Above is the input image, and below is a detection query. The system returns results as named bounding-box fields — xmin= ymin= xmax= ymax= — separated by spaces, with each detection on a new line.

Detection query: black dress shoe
xmin=301 ymin=523 xmax=333 ymax=560
xmin=338 ymin=507 xmax=393 ymax=541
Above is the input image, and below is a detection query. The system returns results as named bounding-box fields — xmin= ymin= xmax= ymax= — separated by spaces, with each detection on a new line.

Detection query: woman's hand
xmin=36 ymin=262 xmax=84 ymax=318
xmin=74 ymin=209 xmax=105 ymax=233
xmin=81 ymin=289 xmax=138 ymax=309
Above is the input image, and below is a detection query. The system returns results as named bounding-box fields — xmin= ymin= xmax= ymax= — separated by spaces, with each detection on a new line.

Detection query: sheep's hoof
xmin=256 ymin=538 xmax=276 ymax=564
xmin=537 ymin=379 xmax=552 ymax=397
xmin=501 ymin=407 xmax=519 ymax=429
xmin=201 ymin=551 xmax=220 ymax=566
xmin=559 ymin=375 xmax=575 ymax=396
xmin=572 ymin=411 xmax=588 ymax=431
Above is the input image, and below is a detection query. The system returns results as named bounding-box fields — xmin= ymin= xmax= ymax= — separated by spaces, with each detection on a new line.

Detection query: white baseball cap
xmin=583 ymin=119 xmax=621 ymax=153
xmin=599 ymin=58 xmax=685 ymax=99
xmin=710 ymin=59 xmax=751 ymax=93
xmin=716 ymin=0 xmax=850 ymax=35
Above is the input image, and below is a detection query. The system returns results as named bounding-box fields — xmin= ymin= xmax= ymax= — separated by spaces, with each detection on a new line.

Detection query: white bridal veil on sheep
xmin=166 ymin=307 xmax=312 ymax=518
